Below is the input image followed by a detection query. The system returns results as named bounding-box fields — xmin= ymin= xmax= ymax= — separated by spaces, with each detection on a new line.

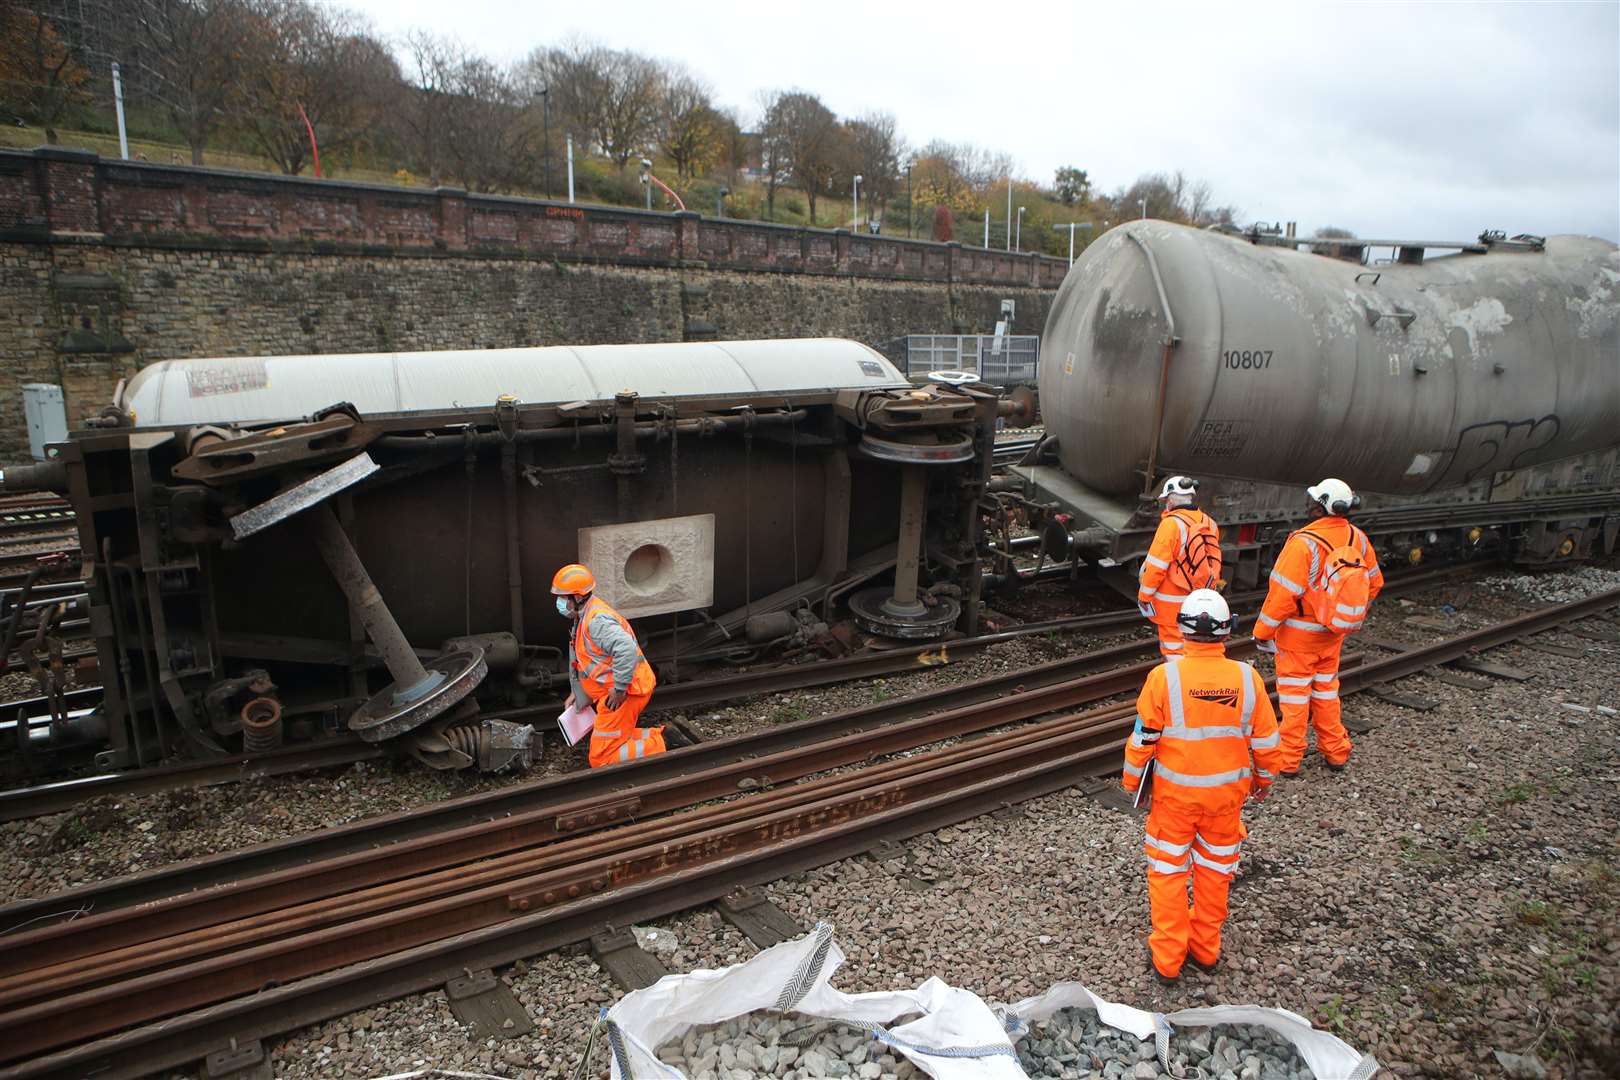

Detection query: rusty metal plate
xmin=715 ymin=889 xmax=803 ymax=949
xmin=589 ymin=928 xmax=669 ymax=991
xmin=555 ymin=797 xmax=642 ymax=834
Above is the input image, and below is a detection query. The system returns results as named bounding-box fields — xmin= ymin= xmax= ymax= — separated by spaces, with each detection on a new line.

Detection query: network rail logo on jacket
xmin=1188 ymin=687 xmax=1240 ymax=708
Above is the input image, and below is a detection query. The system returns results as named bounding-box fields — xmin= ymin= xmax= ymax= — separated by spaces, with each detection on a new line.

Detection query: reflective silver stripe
xmin=618 ymin=742 xmax=631 ymax=763
xmin=1255 ymin=767 xmax=1275 ymax=779
xmin=1331 ymin=617 xmax=1362 ymax=630
xmin=1367 ymin=564 xmax=1383 ymax=579
xmin=1284 ymin=618 xmax=1327 ymax=631
xmin=1153 ymin=763 xmax=1251 ymax=787
xmin=1162 ymin=724 xmax=1247 ymax=741
xmin=1257 ymin=612 xmax=1281 ymax=627
xmin=1143 ymin=554 xmax=1170 ymax=570
xmin=1146 ymin=855 xmax=1191 ymax=875
xmin=1128 ymin=731 xmax=1153 ymax=749
xmin=1124 ymin=761 xmax=1146 ymax=778
xmin=1164 ymin=663 xmax=1186 ymax=729
xmin=1195 ymin=835 xmax=1242 ymax=856
xmin=1336 ymin=602 xmax=1366 ymax=616
xmin=1172 ymin=516 xmax=1189 ymax=542
xmin=1191 ymin=850 xmax=1239 ymax=875
xmin=1311 ymin=689 xmax=1339 ymax=700
xmin=1160 ymin=640 xmax=1184 ymax=649
xmin=1250 ymin=730 xmax=1280 ymax=749
xmin=1278 ymin=693 xmax=1310 ymax=704
xmin=1276 ymin=676 xmax=1313 ymax=686
xmin=1269 ymin=570 xmax=1305 ymax=596
xmin=1308 ymin=543 xmax=1321 ymax=586
xmin=1239 ymin=665 xmax=1256 ymax=734
xmin=1313 ymin=671 xmax=1337 ymax=682
xmin=1156 ymin=592 xmax=1189 ymax=603
xmin=1139 ymin=586 xmax=1159 ymax=598
xmin=1145 ymin=831 xmax=1192 ymax=856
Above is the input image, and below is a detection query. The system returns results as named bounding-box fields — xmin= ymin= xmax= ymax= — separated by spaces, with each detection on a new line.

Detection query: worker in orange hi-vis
xmin=1137 ymin=476 xmax=1223 ymax=661
xmin=1251 ymin=478 xmax=1382 ymax=774
xmin=1122 ymin=589 xmax=1282 ymax=983
xmin=552 ymin=564 xmax=669 ymax=768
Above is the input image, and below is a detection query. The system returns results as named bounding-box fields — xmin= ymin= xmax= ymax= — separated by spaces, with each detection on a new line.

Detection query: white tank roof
xmin=118 ymin=338 xmax=908 ymax=428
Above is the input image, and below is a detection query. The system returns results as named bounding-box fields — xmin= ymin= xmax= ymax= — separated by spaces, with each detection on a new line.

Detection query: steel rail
xmin=0 ymin=564 xmax=1474 ymax=916
xmin=1 ymin=588 xmax=1613 ymax=1079
xmin=0 ymin=637 xmax=1180 ymax=966
xmin=0 ymin=566 xmax=1470 ymax=816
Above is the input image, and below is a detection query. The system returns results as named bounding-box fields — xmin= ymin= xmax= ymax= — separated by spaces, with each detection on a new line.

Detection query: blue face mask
xmin=556 ymin=596 xmax=573 ymax=618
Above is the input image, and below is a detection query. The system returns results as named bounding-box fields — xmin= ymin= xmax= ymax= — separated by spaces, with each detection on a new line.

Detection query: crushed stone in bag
xmin=1015 ymin=1008 xmax=1314 ymax=1080
xmin=655 ymin=1012 xmax=925 ymax=1080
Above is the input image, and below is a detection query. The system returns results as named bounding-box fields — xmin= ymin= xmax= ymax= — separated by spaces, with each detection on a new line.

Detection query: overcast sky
xmin=346 ymin=0 xmax=1619 ymax=243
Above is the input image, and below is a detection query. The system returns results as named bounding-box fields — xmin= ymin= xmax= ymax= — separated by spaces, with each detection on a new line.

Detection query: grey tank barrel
xmin=1040 ymin=222 xmax=1620 ymax=496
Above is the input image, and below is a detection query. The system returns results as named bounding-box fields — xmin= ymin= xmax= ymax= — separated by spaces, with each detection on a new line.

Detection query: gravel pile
xmin=654 ymin=1015 xmax=919 ymax=1080
xmin=1480 ymin=565 xmax=1620 ymax=604
xmin=1016 ymin=1010 xmax=1312 ymax=1080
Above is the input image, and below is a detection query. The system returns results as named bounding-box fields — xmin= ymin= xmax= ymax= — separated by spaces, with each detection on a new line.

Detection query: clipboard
xmin=1132 ymin=759 xmax=1155 ymax=809
xmin=557 ymin=701 xmax=597 ymax=746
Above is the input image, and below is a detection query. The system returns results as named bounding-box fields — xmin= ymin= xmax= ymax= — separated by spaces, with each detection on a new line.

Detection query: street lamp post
xmin=1052 ymin=222 xmax=1094 ymax=265
xmin=1139 ymin=199 xmax=1147 ymax=220
xmin=641 ymin=158 xmax=653 ymax=210
xmin=852 ymin=174 xmax=862 ymax=230
xmin=536 ymin=87 xmax=551 ymax=198
xmin=1005 ymin=177 xmax=1012 ymax=251
xmin=905 ymin=162 xmax=913 ymax=238
xmin=1015 ymin=206 xmax=1026 ymax=253
xmin=716 ymin=187 xmax=729 ymax=219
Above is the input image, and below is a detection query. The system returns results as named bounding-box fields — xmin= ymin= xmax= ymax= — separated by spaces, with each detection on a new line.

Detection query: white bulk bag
xmin=999 ymin=982 xmax=1379 ymax=1080
xmin=603 ymin=922 xmax=1024 ymax=1080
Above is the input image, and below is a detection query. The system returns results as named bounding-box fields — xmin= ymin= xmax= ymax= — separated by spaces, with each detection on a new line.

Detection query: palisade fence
xmin=902 ymin=335 xmax=1040 ymax=386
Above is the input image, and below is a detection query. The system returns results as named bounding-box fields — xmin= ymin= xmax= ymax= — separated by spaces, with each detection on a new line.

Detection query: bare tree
xmin=659 ymin=67 xmax=721 ymax=180
xmin=843 ymin=111 xmax=902 ymax=225
xmin=754 ymin=88 xmax=788 ymax=219
xmin=911 ymin=140 xmax=1005 ymax=214
xmin=126 ymin=0 xmax=247 ymax=164
xmin=591 ymin=46 xmax=662 ymax=169
xmin=232 ymin=0 xmax=397 ymax=175
xmin=439 ymin=55 xmax=535 ymax=193
xmin=0 ymin=0 xmax=91 ymax=143
xmin=394 ymin=31 xmax=454 ymax=185
xmin=766 ymin=90 xmax=839 ymax=222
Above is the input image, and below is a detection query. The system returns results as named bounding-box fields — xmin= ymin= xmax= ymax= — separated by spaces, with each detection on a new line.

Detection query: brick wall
xmin=0 ymin=148 xmax=1065 ymax=461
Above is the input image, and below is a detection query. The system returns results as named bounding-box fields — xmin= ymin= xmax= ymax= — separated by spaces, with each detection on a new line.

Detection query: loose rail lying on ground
xmin=0 ymin=588 xmax=1612 ymax=1080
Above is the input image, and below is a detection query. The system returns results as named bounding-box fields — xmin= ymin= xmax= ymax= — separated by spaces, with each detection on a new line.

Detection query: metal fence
xmin=903 ymin=335 xmax=1040 ymax=387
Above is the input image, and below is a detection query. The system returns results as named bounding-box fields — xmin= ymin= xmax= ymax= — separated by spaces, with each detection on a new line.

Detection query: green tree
xmin=1054 ymin=166 xmax=1090 ymax=207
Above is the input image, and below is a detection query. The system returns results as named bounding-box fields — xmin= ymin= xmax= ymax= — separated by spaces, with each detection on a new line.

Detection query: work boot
xmin=1187 ymin=952 xmax=1221 ymax=975
xmin=1324 ymin=758 xmax=1348 ymax=772
xmin=1147 ymin=948 xmax=1179 ymax=985
xmin=660 ymin=724 xmax=692 ymax=750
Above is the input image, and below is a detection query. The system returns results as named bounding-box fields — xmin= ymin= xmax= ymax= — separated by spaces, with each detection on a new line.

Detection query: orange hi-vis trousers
xmin=1144 ymin=795 xmax=1246 ymax=977
xmin=1154 ymin=620 xmax=1185 ymax=661
xmin=586 ymin=690 xmax=666 ymax=769
xmin=1274 ymin=637 xmax=1351 ymax=770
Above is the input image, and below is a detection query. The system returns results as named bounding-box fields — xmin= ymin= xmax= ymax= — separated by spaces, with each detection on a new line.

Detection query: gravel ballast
xmin=4 ymin=567 xmax=1611 ymax=1079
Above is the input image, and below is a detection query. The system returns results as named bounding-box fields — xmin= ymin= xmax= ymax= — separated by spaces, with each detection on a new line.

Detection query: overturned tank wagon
xmin=1 ymin=339 xmax=1011 ymax=782
xmin=1019 ymin=222 xmax=1620 ymax=588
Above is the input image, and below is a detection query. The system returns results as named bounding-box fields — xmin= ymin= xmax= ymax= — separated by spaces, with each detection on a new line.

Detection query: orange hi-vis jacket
xmin=1122 ymin=642 xmax=1283 ymax=812
xmin=1253 ymin=516 xmax=1383 ymax=652
xmin=572 ymin=596 xmax=656 ymax=703
xmin=1137 ymin=508 xmax=1222 ymax=627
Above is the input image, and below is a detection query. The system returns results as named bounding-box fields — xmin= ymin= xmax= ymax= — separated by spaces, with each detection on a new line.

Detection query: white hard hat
xmin=1176 ymin=588 xmax=1232 ymax=640
xmin=1306 ymin=478 xmax=1360 ymax=515
xmin=1157 ymin=475 xmax=1199 ymax=501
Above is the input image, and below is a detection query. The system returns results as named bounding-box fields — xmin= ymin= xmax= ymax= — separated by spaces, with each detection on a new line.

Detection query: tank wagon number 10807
xmin=1221 ymin=349 xmax=1274 ymax=370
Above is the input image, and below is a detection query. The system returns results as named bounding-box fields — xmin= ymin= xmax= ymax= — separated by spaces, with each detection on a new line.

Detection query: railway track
xmin=0 ymin=564 xmax=1481 ymax=822
xmin=0 ymin=587 xmax=1611 ymax=1079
